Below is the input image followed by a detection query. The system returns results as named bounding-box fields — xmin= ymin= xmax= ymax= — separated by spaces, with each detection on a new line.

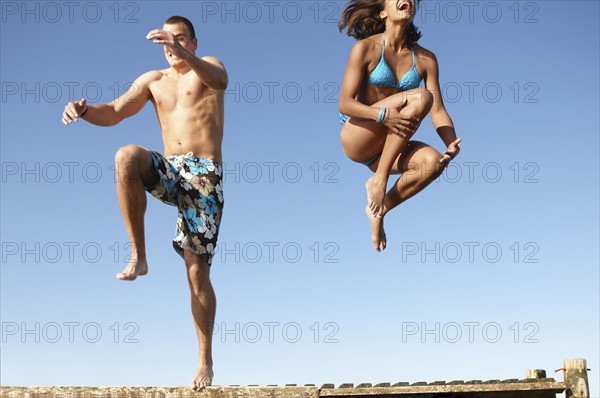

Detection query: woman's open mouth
xmin=398 ymin=2 xmax=411 ymax=12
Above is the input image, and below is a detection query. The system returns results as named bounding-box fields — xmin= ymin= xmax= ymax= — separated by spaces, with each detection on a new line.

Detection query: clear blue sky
xmin=1 ymin=0 xmax=598 ymax=394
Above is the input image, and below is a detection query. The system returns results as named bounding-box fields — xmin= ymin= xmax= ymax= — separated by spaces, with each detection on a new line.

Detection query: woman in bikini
xmin=339 ymin=0 xmax=462 ymax=251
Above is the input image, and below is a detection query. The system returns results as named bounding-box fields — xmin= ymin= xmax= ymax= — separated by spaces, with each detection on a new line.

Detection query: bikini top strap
xmin=411 ymin=48 xmax=416 ymax=66
xmin=381 ymin=34 xmax=386 ymax=58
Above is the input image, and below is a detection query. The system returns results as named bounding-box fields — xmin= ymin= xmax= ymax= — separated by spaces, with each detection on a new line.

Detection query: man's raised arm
xmin=61 ymin=71 xmax=157 ymax=127
xmin=146 ymin=29 xmax=228 ymax=90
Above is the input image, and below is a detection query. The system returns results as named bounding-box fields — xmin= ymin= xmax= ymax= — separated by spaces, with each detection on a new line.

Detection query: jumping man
xmin=61 ymin=16 xmax=227 ymax=390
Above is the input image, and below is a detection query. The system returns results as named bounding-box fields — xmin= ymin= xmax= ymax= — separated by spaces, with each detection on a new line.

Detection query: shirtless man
xmin=61 ymin=16 xmax=227 ymax=390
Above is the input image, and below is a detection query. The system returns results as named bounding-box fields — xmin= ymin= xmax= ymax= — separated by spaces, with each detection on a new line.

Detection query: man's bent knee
xmin=114 ymin=145 xmax=149 ymax=164
xmin=114 ymin=145 xmax=155 ymax=185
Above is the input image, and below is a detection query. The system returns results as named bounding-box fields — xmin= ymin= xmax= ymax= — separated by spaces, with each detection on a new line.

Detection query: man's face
xmin=162 ymin=22 xmax=198 ymax=66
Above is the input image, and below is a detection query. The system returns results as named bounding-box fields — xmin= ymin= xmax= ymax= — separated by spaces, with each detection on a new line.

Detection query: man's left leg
xmin=183 ymin=249 xmax=216 ymax=391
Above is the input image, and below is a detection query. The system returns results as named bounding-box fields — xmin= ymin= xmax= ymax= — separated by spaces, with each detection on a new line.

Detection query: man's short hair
xmin=164 ymin=15 xmax=196 ymax=40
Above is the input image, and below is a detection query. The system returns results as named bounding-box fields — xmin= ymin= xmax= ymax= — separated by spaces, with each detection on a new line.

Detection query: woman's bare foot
xmin=191 ymin=365 xmax=213 ymax=391
xmin=116 ymin=258 xmax=148 ymax=281
xmin=365 ymin=175 xmax=387 ymax=217
xmin=365 ymin=206 xmax=387 ymax=252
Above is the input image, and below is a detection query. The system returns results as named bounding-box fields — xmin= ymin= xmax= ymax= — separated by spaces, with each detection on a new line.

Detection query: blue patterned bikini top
xmin=367 ymin=35 xmax=422 ymax=90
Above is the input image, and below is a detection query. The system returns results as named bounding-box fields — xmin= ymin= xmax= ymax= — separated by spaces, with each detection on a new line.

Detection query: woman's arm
xmin=423 ymin=51 xmax=458 ymax=147
xmin=338 ymin=40 xmax=381 ymax=122
xmin=422 ymin=49 xmax=461 ymax=161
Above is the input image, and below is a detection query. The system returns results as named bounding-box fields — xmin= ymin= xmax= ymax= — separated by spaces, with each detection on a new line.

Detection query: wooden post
xmin=564 ymin=358 xmax=590 ymax=398
xmin=526 ymin=369 xmax=547 ymax=379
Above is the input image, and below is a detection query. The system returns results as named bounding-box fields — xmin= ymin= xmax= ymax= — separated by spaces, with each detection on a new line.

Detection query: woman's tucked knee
xmin=405 ymin=150 xmax=443 ymax=178
xmin=407 ymin=88 xmax=433 ymax=116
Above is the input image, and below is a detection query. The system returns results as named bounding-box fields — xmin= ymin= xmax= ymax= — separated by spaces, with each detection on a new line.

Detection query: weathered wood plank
xmin=0 ymin=360 xmax=577 ymax=398
xmin=0 ymin=386 xmax=320 ymax=398
xmin=318 ymin=381 xmax=565 ymax=396
xmin=0 ymin=382 xmax=567 ymax=398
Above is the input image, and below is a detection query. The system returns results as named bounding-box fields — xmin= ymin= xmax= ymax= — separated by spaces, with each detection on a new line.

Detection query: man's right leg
xmin=183 ymin=249 xmax=216 ymax=391
xmin=114 ymin=145 xmax=159 ymax=281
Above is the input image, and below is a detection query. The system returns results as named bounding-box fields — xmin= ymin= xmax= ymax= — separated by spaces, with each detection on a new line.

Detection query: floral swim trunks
xmin=144 ymin=149 xmax=224 ymax=266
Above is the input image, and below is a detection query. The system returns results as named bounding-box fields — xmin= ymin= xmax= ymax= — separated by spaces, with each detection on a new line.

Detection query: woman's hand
xmin=439 ymin=138 xmax=462 ymax=165
xmin=382 ymin=99 xmax=420 ymax=138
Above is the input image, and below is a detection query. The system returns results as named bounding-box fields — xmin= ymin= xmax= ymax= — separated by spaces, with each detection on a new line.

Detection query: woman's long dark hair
xmin=339 ymin=0 xmax=422 ymax=47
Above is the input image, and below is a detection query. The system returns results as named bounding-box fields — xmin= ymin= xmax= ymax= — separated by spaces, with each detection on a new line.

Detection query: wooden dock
xmin=0 ymin=358 xmax=590 ymax=398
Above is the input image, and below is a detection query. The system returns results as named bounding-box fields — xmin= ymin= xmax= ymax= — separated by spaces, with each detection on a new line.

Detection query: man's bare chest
xmin=150 ymin=78 xmax=207 ymax=110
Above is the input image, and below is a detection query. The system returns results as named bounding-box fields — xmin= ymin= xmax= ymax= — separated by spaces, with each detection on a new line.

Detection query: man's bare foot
xmin=365 ymin=206 xmax=387 ymax=252
xmin=191 ymin=365 xmax=213 ymax=391
xmin=365 ymin=175 xmax=387 ymax=217
xmin=116 ymin=258 xmax=148 ymax=281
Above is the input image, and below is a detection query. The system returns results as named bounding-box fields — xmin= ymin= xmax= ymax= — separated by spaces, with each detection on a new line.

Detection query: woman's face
xmin=380 ymin=0 xmax=416 ymax=23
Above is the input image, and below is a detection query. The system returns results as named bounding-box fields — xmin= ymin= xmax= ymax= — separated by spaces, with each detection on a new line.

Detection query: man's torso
xmin=148 ymin=68 xmax=224 ymax=162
